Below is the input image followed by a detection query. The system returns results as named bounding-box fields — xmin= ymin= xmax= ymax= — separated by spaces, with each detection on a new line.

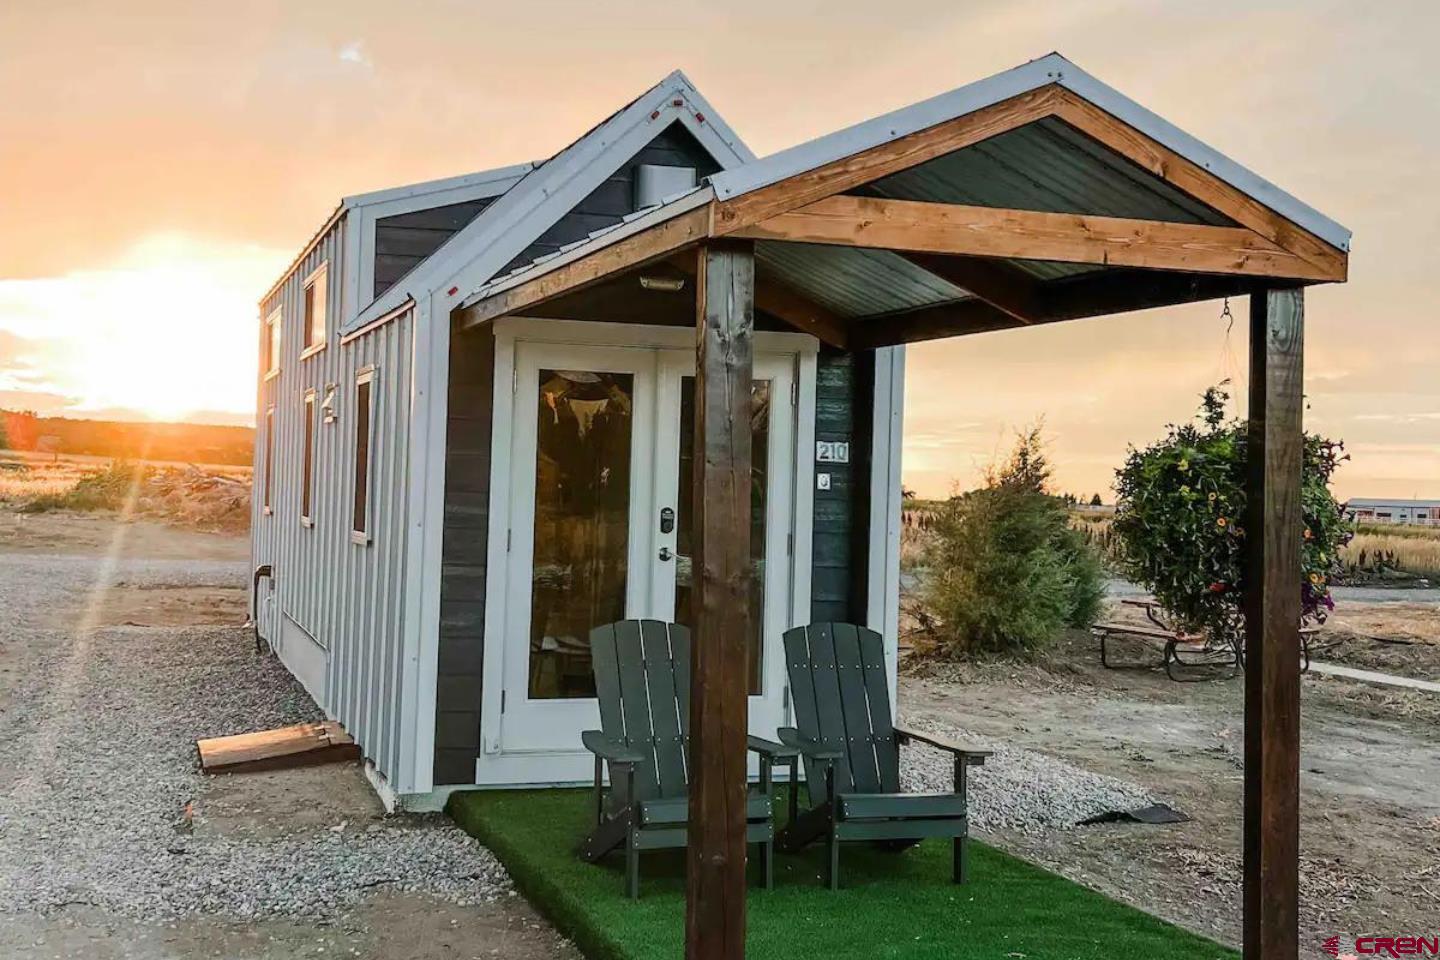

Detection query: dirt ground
xmin=6 ymin=506 xmax=1437 ymax=957
xmin=0 ymin=509 xmax=249 ymax=561
xmin=901 ymin=611 xmax=1440 ymax=952
xmin=0 ymin=507 xmax=578 ymax=960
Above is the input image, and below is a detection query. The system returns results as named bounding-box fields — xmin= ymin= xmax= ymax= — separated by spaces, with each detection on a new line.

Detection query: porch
xmin=453 ymin=54 xmax=1348 ymax=960
xmin=449 ymin=788 xmax=1235 ymax=960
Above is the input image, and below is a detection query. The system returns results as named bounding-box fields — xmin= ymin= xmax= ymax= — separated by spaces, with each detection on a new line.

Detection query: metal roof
xmin=1347 ymin=498 xmax=1440 ymax=508
xmin=708 ymin=52 xmax=1351 ymax=252
xmin=461 ymin=53 xmax=1350 ymax=327
xmin=343 ymin=70 xmax=754 ymax=335
xmin=755 ymin=243 xmax=968 ymax=318
xmin=861 ymin=117 xmax=1232 ymax=225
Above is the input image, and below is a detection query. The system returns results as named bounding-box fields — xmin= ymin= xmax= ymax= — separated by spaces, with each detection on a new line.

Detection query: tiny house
xmin=252 ymin=55 xmax=1349 ymax=816
xmin=252 ymin=71 xmax=904 ymax=808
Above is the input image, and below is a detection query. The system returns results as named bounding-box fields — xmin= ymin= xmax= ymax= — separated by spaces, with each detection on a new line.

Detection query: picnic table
xmin=1093 ymin=597 xmax=1320 ymax=681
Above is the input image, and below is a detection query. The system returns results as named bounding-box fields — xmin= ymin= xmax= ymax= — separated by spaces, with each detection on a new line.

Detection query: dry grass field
xmin=0 ymin=451 xmax=252 ymax=534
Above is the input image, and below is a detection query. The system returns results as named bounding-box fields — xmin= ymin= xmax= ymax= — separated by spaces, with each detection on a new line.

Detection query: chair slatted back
xmin=782 ymin=623 xmax=899 ymax=797
xmin=590 ymin=620 xmax=691 ymax=802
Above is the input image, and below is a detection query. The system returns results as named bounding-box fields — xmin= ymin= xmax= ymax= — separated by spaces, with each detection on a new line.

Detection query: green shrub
xmin=919 ymin=427 xmax=1105 ymax=656
xmin=1111 ymin=386 xmax=1350 ymax=647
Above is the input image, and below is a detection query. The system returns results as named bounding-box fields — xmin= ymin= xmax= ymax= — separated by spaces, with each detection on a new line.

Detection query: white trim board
xmin=1308 ymin=662 xmax=1440 ymax=695
xmin=866 ymin=346 xmax=906 ymax=712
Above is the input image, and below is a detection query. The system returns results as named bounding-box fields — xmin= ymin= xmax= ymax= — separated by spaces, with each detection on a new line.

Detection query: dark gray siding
xmin=433 ymin=321 xmax=495 ymax=784
xmin=374 ymin=198 xmax=496 ymax=300
xmin=810 ymin=349 xmax=875 ymax=624
xmin=501 ymin=122 xmax=721 ymax=275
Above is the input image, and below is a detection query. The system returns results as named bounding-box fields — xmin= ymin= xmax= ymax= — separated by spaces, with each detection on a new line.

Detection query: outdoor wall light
xmin=638 ymin=275 xmax=685 ymax=292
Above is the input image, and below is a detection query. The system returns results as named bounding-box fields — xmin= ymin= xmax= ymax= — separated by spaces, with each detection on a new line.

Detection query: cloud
xmin=338 ymin=40 xmax=371 ymax=68
xmin=0 ymin=388 xmax=80 ymax=415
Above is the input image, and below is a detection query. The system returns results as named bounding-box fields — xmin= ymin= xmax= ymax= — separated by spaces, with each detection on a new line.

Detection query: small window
xmin=263 ymin=406 xmax=275 ymax=515
xmin=352 ymin=367 xmax=376 ymax=542
xmin=302 ymin=263 xmax=328 ymax=355
xmin=301 ymin=389 xmax=316 ymax=526
xmin=264 ymin=308 xmax=282 ymax=377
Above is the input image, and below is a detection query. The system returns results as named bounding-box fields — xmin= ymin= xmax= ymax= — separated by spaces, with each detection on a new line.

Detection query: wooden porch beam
xmin=734 ymin=195 xmax=1342 ymax=282
xmin=1050 ymin=89 xmax=1348 ymax=282
xmin=753 ymin=275 xmax=851 ymax=349
xmin=686 ymin=241 xmax=754 ymax=960
xmin=900 ymin=252 xmax=1046 ymax=324
xmin=851 ymin=269 xmax=1259 ymax=348
xmin=1242 ymin=287 xmax=1304 ymax=960
xmin=457 ymin=205 xmax=711 ymax=328
xmin=712 ymin=86 xmax=1065 ymax=234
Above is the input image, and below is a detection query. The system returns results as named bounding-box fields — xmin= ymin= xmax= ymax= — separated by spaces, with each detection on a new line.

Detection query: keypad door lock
xmin=659 ymin=506 xmax=675 ymax=534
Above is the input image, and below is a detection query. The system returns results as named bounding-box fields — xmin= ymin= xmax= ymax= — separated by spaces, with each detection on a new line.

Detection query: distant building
xmin=1346 ymin=498 xmax=1440 ymax=526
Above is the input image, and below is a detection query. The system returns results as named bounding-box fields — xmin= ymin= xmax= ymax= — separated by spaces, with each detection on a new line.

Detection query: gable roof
xmin=340 ymin=70 xmax=754 ymax=334
xmin=708 ymin=52 xmax=1350 ymax=252
xmin=457 ymin=53 xmax=1350 ymax=346
xmin=260 ymin=161 xmax=533 ymax=307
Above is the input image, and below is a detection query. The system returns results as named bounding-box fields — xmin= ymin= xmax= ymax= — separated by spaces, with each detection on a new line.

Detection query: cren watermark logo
xmin=1323 ymin=934 xmax=1440 ymax=958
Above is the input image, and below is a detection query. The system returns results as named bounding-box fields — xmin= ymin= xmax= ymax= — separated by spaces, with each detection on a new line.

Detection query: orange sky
xmin=2 ymin=0 xmax=1436 ymax=499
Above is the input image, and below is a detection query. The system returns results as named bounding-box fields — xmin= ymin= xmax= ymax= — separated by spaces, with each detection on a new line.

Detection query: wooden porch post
xmin=1243 ymin=286 xmax=1304 ymax=960
xmin=686 ymin=240 xmax=755 ymax=960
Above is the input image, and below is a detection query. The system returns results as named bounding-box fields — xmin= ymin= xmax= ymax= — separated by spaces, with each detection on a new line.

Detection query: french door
xmin=492 ymin=336 xmax=799 ymax=774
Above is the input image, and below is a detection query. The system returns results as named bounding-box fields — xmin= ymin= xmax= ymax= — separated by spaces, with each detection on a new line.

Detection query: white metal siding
xmin=251 ymin=213 xmax=416 ymax=784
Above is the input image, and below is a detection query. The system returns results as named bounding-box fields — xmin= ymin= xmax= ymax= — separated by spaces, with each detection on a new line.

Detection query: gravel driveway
xmin=0 ymin=530 xmax=576 ymax=959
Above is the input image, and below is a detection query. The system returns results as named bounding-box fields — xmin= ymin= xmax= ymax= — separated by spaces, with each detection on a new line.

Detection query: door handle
xmin=658 ymin=547 xmax=674 ymax=562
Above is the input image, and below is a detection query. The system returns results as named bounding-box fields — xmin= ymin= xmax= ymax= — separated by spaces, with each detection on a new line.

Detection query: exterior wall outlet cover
xmin=817 ymin=473 xmax=831 ymax=491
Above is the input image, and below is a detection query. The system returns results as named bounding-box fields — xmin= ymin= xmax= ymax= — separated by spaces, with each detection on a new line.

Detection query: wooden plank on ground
xmin=197 ymin=720 xmax=360 ymax=775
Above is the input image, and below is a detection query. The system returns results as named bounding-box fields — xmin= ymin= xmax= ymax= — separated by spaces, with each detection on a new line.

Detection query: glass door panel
xmin=500 ymin=342 xmax=655 ymax=759
xmin=673 ymin=377 xmax=771 ymax=694
xmin=527 ymin=369 xmax=634 ymax=700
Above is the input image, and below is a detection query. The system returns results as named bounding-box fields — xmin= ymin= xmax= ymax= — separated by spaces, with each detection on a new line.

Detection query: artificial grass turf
xmin=447 ymin=788 xmax=1236 ymax=960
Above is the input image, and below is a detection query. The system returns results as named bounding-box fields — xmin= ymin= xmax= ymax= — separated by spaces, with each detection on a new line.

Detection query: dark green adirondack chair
xmin=578 ymin=619 xmax=795 ymax=898
xmin=779 ymin=622 xmax=992 ymax=889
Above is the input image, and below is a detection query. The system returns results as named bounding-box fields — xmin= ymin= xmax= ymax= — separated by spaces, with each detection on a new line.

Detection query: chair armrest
xmin=894 ymin=723 xmax=991 ymax=764
xmin=747 ymin=735 xmax=798 ymax=760
xmin=777 ymin=726 xmax=844 ymax=761
xmin=581 ymin=729 xmax=647 ymax=764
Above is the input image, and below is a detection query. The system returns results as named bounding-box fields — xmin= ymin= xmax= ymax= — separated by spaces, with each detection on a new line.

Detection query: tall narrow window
xmin=302 ymin=263 xmax=328 ymax=354
xmin=264 ymin=308 xmax=282 ymax=377
xmin=301 ymin=389 xmax=316 ymax=526
xmin=263 ymin=406 xmax=275 ymax=515
xmin=352 ymin=367 xmax=375 ymax=542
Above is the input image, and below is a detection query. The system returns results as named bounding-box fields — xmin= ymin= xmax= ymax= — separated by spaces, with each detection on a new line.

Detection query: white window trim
xmin=264 ymin=307 xmax=283 ymax=380
xmin=351 ymin=365 xmax=378 ymax=545
xmin=300 ymin=262 xmax=329 ymax=359
xmin=301 ymin=388 xmax=317 ymax=528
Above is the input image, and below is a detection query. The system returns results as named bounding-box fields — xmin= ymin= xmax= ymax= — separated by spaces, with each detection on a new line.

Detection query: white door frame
xmin=476 ymin=318 xmax=817 ymax=786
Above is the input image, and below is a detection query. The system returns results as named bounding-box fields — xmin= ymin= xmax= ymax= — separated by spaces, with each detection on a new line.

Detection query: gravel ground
xmin=898 ymin=716 xmax=1160 ymax=835
xmin=0 ymin=552 xmax=512 ymax=923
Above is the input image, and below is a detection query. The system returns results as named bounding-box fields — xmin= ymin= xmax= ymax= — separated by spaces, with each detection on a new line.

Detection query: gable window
xmin=302 ymin=263 xmax=328 ymax=356
xmin=301 ymin=389 xmax=316 ymax=526
xmin=352 ymin=367 xmax=376 ymax=543
xmin=263 ymin=406 xmax=275 ymax=515
xmin=264 ymin=308 xmax=282 ymax=378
